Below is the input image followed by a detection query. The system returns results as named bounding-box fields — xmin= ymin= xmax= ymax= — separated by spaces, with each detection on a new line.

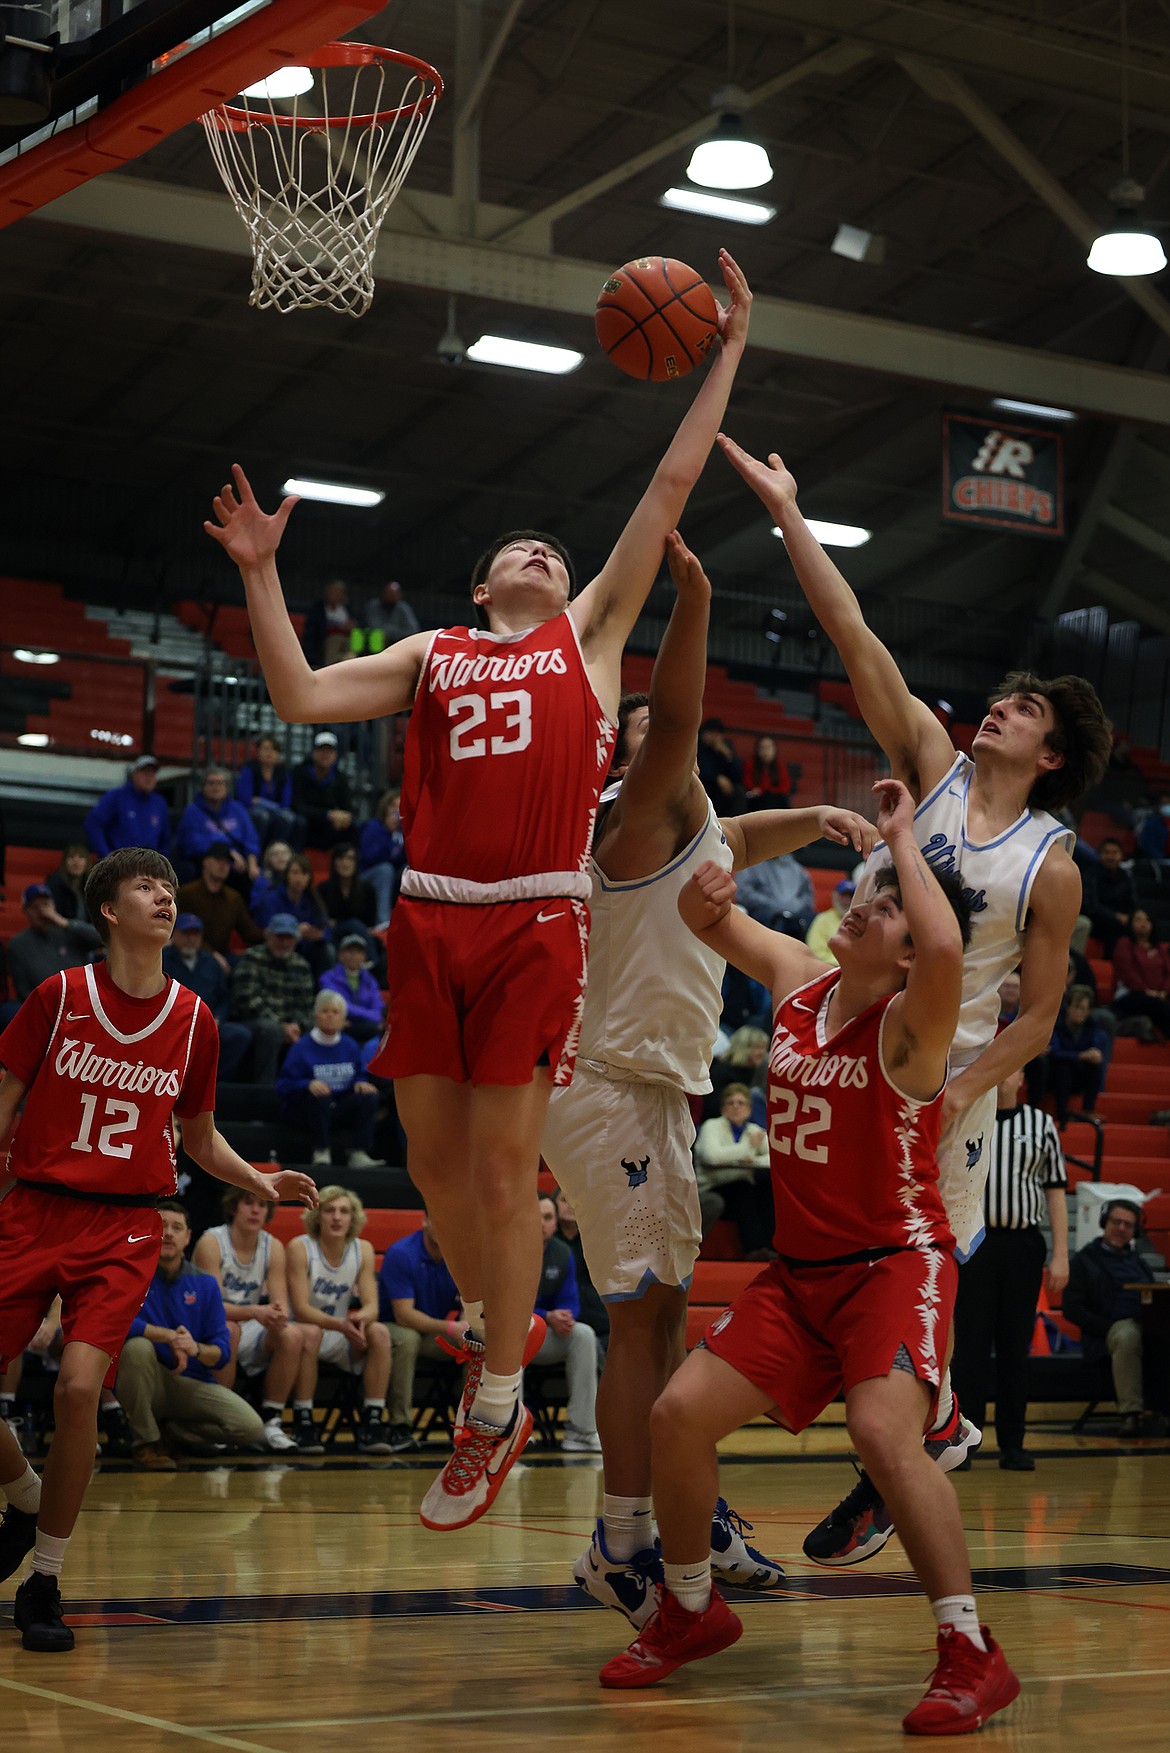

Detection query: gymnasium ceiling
xmin=4 ymin=0 xmax=1170 ymax=692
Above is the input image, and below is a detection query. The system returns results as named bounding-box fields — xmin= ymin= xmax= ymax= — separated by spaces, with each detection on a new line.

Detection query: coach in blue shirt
xmin=116 ymin=1201 xmax=265 ymax=1465
xmin=378 ymin=1214 xmax=459 ymax=1450
xmin=84 ymin=755 xmax=170 ymax=857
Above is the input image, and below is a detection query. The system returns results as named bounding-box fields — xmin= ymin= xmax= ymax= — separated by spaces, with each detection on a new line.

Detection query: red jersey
xmin=0 ymin=962 xmax=219 ymax=1199
xmin=399 ymin=612 xmax=616 ymax=899
xmin=767 ymin=968 xmax=953 ymax=1261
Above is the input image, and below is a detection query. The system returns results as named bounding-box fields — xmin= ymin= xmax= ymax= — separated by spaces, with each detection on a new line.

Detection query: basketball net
xmin=201 ymin=45 xmax=442 ymax=318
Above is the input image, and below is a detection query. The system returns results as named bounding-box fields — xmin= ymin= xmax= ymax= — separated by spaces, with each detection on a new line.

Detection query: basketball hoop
xmin=201 ymin=42 xmax=443 ymax=317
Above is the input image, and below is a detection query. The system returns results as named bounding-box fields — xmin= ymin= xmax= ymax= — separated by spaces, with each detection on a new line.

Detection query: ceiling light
xmin=772 ymin=520 xmax=871 ymax=549
xmin=687 ymin=108 xmax=772 ymax=191
xmin=660 ymin=186 xmax=775 ymax=225
xmin=17 ymin=732 xmax=49 ymax=746
xmin=1087 ymin=222 xmax=1166 ymax=277
xmin=991 ymin=398 xmax=1076 ymax=422
xmin=831 ymin=222 xmax=886 ymax=265
xmin=466 ymin=336 xmax=584 ymax=375
xmin=13 ymin=647 xmax=60 ymax=664
xmin=241 ymin=66 xmax=314 ymax=100
xmin=282 ymin=478 xmax=385 ymax=507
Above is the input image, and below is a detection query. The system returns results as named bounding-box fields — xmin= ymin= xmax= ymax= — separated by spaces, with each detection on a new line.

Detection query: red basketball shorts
xmin=702 ymin=1247 xmax=957 ymax=1434
xmin=371 ymin=896 xmax=590 ymax=1087
xmin=0 ymin=1184 xmax=163 ymax=1384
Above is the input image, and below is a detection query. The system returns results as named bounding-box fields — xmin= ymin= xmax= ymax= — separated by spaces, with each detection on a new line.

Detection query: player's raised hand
xmin=872 ymin=778 xmax=915 ymax=844
xmin=664 ymin=529 xmax=710 ymax=599
xmin=204 ymin=463 xmax=299 ymax=569
xmin=679 ymin=858 xmax=737 ymax=934
xmin=717 ymin=434 xmax=798 ymax=519
xmin=714 ymin=249 xmax=752 ymax=349
xmin=258 ymin=1168 xmax=320 ymax=1208
xmin=815 ymin=806 xmax=877 ymax=858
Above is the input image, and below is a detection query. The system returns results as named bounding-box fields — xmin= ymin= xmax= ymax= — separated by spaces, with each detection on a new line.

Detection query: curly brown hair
xmin=987 ymin=671 xmax=1112 ymax=814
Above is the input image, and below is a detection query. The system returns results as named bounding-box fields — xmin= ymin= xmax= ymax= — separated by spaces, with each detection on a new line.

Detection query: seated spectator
xmin=229 ymin=913 xmax=316 ymax=1082
xmin=250 ymin=839 xmax=293 ymax=915
xmin=84 ymin=754 xmax=169 ymax=857
xmin=302 ymin=579 xmax=355 ymax=669
xmin=696 ymin=718 xmax=744 ymax=809
xmin=46 ymin=842 xmax=91 ymax=923
xmin=359 ymin=790 xmax=407 ymax=928
xmin=1063 ymin=1198 xmax=1167 ymax=1437
xmin=530 ymin=1194 xmax=600 ymax=1451
xmin=1080 ymin=837 xmax=1137 ymax=955
xmin=235 ymin=734 xmax=305 ymax=851
xmin=163 ymin=913 xmax=252 ymax=1079
xmin=292 ymin=732 xmax=354 ymax=849
xmin=319 ymin=935 xmax=385 ymax=1044
xmin=117 ymin=1201 xmax=266 ymax=1468
xmin=741 ymin=733 xmax=791 ymax=811
xmin=362 ymin=578 xmax=420 ymax=648
xmin=0 ymin=883 xmax=102 ymax=1027
xmin=174 ymin=768 xmax=261 ymax=887
xmin=1035 ymin=986 xmax=1109 ymax=1126
xmin=1136 ymin=792 xmax=1170 ymax=862
xmin=318 ymin=842 xmax=377 ymax=939
xmin=177 ymin=842 xmax=264 ymax=962
xmin=286 ymin=1186 xmax=396 ymax=1453
xmin=253 ymin=851 xmax=334 ymax=979
xmin=718 ymin=961 xmax=771 ymax=1036
xmin=377 ymin=1211 xmax=460 ymax=1451
xmin=733 ymin=851 xmax=814 ymax=940
xmin=1112 ymin=908 xmax=1170 ymax=1042
xmin=706 ymin=1025 xmax=770 ymax=1119
xmin=694 ymin=1083 xmax=774 ymax=1259
xmin=275 ymin=989 xmax=384 ymax=1169
xmin=553 ymin=1187 xmax=610 ymax=1359
xmin=805 ymin=877 xmax=854 ymax=964
xmin=192 ymin=1189 xmax=310 ymax=1452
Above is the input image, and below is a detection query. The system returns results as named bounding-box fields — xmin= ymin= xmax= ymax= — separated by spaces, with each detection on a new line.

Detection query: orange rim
xmin=208 ymin=42 xmax=443 ymax=133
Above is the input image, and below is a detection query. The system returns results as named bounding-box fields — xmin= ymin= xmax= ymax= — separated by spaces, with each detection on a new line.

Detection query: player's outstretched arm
xmin=717 ymin=437 xmax=954 ymax=798
xmin=679 ymin=860 xmax=823 ymax=1000
xmin=178 ymin=1111 xmax=318 ymax=1207
xmin=572 ymin=251 xmax=752 ymax=671
xmin=878 ymin=780 xmax=965 ymax=1099
xmin=722 ymin=802 xmax=876 ymax=872
xmin=204 ymin=464 xmax=430 ymax=723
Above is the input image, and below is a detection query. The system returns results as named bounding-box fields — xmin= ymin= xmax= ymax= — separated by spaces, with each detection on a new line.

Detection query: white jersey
xmin=856 ymin=752 xmax=1073 ymax=1068
xmin=207 ymin=1224 xmax=271 ymax=1308
xmin=577 ymin=787 xmax=733 ymax=1091
xmin=301 ymin=1236 xmax=361 ymax=1319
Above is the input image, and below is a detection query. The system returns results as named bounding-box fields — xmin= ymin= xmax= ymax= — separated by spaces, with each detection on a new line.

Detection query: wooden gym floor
xmin=2 ymin=1418 xmax=1168 ymax=1752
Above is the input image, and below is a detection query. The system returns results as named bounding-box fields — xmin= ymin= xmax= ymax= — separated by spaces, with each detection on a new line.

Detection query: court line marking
xmin=0 ymin=1675 xmax=279 ymax=1752
xmin=210 ymin=1665 xmax=1170 ymax=1732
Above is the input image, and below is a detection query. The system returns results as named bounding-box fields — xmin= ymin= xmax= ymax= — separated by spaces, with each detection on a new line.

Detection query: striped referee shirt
xmin=982 ymin=1103 xmax=1068 ymax=1230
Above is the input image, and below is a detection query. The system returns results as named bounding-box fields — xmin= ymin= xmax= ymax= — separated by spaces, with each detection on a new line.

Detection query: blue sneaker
xmin=709 ymin=1497 xmax=785 ymax=1589
xmin=574 ymin=1520 xmax=664 ymax=1628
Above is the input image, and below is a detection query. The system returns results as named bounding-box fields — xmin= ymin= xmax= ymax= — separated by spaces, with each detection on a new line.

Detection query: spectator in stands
xmin=742 ymin=733 xmax=791 ymax=811
xmin=553 ymin=1187 xmax=610 ymax=1359
xmin=286 ymin=1186 xmax=396 ymax=1453
xmin=696 ymin=718 xmax=744 ymax=809
xmin=235 ymin=734 xmax=304 ymax=851
xmin=292 ymin=732 xmax=355 ymax=849
xmin=163 ymin=913 xmax=252 ymax=1079
xmin=377 ymin=1211 xmax=459 ymax=1451
xmin=192 ymin=1189 xmax=309 ymax=1453
xmin=1035 ymin=985 xmax=1109 ymax=1126
xmin=174 ymin=768 xmax=261 ymax=887
xmin=117 ymin=1201 xmax=266 ymax=1468
xmin=84 ymin=753 xmax=170 ymax=857
xmin=693 ymin=1083 xmax=775 ymax=1260
xmin=530 ymin=1194 xmax=601 ymax=1451
xmin=319 ymin=935 xmax=385 ymax=1044
xmin=302 ymin=579 xmax=355 ymax=669
xmin=805 ymin=877 xmax=854 ymax=964
xmin=177 ymin=842 xmax=264 ymax=964
xmin=275 ymin=989 xmax=384 ymax=1170
xmin=734 ymin=850 xmax=815 ymax=940
xmin=1136 ymin=791 xmax=1170 ymax=862
xmin=318 ymin=842 xmax=377 ymax=938
xmin=360 ymin=579 xmax=421 ymax=650
xmin=1064 ymin=1199 xmax=1167 ymax=1437
xmin=1081 ymin=837 xmax=1137 ymax=955
xmin=1111 ymin=908 xmax=1170 ymax=1042
xmin=0 ymin=883 xmax=101 ymax=1026
xmin=706 ymin=1025 xmax=770 ymax=1120
xmin=998 ymin=970 xmax=1021 ymax=1029
xmin=253 ymin=851 xmax=333 ymax=978
xmin=250 ymin=839 xmax=293 ymax=915
xmin=45 ymin=843 xmax=91 ymax=923
xmin=229 ymin=913 xmax=315 ymax=1082
xmin=359 ymin=789 xmax=407 ymax=928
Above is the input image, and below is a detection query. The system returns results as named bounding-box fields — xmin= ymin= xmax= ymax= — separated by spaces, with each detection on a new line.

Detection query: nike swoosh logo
xmin=535 ymin=908 xmax=565 ymax=923
xmin=66 ymin=1013 xmax=89 ymax=1022
xmin=127 ymin=1233 xmax=155 ymax=1244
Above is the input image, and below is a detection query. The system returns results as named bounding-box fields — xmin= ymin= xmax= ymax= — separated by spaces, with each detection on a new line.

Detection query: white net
xmin=201 ymin=50 xmax=440 ymax=318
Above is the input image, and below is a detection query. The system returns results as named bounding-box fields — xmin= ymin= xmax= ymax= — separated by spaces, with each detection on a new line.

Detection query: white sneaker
xmin=262 ymin=1416 xmax=298 ymax=1453
xmin=419 ymin=1404 xmax=534 ymax=1531
xmin=710 ymin=1497 xmax=785 ymax=1589
xmin=347 ymin=1149 xmax=386 ymax=1169
xmin=561 ymin=1426 xmax=601 ymax=1452
xmin=574 ymin=1521 xmax=663 ymax=1628
xmin=310 ymin=1149 xmax=331 ymax=1168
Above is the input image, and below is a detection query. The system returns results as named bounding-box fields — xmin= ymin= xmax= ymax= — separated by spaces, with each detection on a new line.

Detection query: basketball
xmin=595 ymin=256 xmax=719 ymax=382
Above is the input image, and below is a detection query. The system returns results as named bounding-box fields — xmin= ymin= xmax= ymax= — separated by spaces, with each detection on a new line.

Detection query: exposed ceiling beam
xmin=455 ymin=0 xmax=528 ymax=133
xmin=1100 ymin=502 xmax=1170 ymax=564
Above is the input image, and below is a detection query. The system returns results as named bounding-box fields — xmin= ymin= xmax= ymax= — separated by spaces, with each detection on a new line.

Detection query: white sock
xmin=31 ymin=1530 xmax=70 ymax=1579
xmin=3 ymin=1462 xmax=41 ymax=1517
xmin=294 ymin=1400 xmax=313 ymax=1413
xmin=664 ymin=1559 xmax=712 ymax=1614
xmin=461 ymin=1299 xmax=485 ymax=1342
xmin=932 ymin=1595 xmax=987 ymax=1651
xmin=470 ymin=1367 xmax=521 ymax=1431
xmin=363 ymin=1399 xmax=386 ymax=1413
xmin=602 ymin=1494 xmax=654 ymax=1561
xmin=928 ymin=1372 xmax=955 ymax=1435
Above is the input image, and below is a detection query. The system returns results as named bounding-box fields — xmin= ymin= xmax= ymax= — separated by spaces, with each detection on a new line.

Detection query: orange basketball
xmin=595 ymin=256 xmax=719 ymax=382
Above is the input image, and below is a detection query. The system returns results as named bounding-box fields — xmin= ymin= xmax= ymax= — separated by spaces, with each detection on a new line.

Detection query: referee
xmin=951 ymin=1067 xmax=1070 ymax=1471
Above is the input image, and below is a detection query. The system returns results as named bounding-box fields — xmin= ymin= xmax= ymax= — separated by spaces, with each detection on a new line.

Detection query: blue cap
xmin=174 ymin=912 xmax=203 ymax=932
xmin=22 ymin=882 xmax=52 ymax=906
xmin=266 ymin=912 xmax=300 ymax=936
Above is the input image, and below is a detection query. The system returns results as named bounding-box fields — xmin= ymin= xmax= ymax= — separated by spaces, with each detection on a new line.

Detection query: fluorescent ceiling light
xmin=831 ymin=222 xmax=886 ymax=264
xmin=772 ymin=520 xmax=872 ymax=549
xmin=991 ymin=398 xmax=1076 ymax=422
xmin=17 ymin=732 xmax=49 ymax=746
xmin=282 ymin=478 xmax=385 ymax=507
xmin=466 ymin=336 xmax=584 ymax=374
xmin=687 ymin=114 xmax=772 ymax=191
xmin=1087 ymin=229 xmax=1167 ymax=276
xmin=241 ymin=66 xmax=314 ymax=100
xmin=13 ymin=647 xmax=60 ymax=664
xmin=661 ymin=186 xmax=775 ymax=225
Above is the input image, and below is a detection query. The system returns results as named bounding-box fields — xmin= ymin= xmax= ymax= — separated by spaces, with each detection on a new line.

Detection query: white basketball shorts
xmin=317 ymin=1329 xmax=365 ymax=1374
xmin=236 ymin=1317 xmax=271 ymax=1378
xmin=937 ymin=1083 xmax=998 ymax=1254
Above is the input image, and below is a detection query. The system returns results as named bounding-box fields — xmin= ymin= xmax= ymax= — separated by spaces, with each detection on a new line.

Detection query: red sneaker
xmin=599 ymin=1586 xmax=743 ymax=1690
xmin=902 ymin=1624 xmax=1020 ymax=1735
xmin=440 ymin=1314 xmax=548 ymax=1435
xmin=419 ymin=1402 xmax=534 ymax=1531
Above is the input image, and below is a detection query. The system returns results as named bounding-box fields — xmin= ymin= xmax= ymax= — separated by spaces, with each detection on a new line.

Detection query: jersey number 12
xmin=70 ymin=1094 xmax=140 ymax=1159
